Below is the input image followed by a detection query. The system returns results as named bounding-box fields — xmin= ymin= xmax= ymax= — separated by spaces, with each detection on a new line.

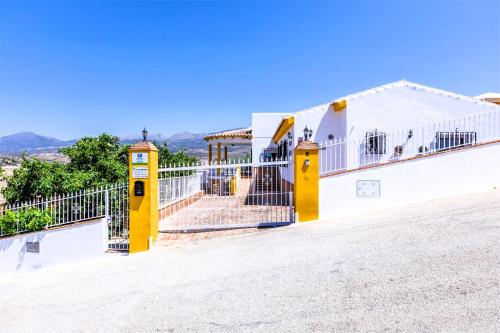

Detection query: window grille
xmin=365 ymin=130 xmax=386 ymax=155
xmin=435 ymin=130 xmax=476 ymax=150
xmin=262 ymin=148 xmax=278 ymax=161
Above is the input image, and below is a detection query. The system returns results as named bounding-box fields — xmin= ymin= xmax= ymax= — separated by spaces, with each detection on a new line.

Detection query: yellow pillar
xmin=217 ymin=142 xmax=221 ymax=175
xmin=128 ymin=141 xmax=159 ymax=253
xmin=208 ymin=144 xmax=212 ymax=165
xmin=293 ymin=141 xmax=319 ymax=222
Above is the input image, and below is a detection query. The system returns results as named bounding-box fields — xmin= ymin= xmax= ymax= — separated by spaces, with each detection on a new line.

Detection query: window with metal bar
xmin=435 ymin=131 xmax=477 ymax=150
xmin=365 ymin=130 xmax=387 ymax=155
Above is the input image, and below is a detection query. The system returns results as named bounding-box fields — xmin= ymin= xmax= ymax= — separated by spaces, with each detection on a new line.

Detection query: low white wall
xmin=0 ymin=218 xmax=108 ymax=276
xmin=319 ymin=143 xmax=500 ymax=219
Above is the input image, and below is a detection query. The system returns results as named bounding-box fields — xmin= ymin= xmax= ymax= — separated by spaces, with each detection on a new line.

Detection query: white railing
xmin=0 ymin=183 xmax=129 ymax=248
xmin=158 ymin=160 xmax=294 ymax=231
xmin=158 ymin=174 xmax=202 ymax=208
xmin=157 ymin=159 xmax=291 ymax=208
xmin=157 ymin=157 xmax=291 ymax=173
xmin=319 ymin=109 xmax=500 ymax=175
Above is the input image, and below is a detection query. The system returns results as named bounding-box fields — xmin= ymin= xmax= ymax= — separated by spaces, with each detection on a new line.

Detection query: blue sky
xmin=0 ymin=0 xmax=499 ymax=140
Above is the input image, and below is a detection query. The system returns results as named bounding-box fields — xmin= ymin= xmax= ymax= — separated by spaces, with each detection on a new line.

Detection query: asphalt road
xmin=1 ymin=190 xmax=499 ymax=332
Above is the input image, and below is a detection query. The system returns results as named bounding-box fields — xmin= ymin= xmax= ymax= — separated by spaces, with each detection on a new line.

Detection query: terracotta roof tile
xmin=129 ymin=141 xmax=159 ymax=151
xmin=204 ymin=128 xmax=252 ymax=141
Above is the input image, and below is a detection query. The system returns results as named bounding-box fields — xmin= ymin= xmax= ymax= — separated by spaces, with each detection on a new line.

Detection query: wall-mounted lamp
xmin=303 ymin=126 xmax=313 ymax=141
xmin=328 ymin=134 xmax=334 ymax=141
xmin=287 ymin=132 xmax=293 ymax=139
xmin=408 ymin=129 xmax=413 ymax=139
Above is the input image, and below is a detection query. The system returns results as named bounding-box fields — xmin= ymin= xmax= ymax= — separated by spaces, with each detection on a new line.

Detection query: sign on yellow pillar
xmin=128 ymin=141 xmax=159 ymax=253
xmin=294 ymin=141 xmax=319 ymax=222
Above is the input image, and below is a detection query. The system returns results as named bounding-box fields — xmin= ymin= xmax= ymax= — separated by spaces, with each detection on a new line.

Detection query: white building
xmin=249 ymin=80 xmax=500 ymax=181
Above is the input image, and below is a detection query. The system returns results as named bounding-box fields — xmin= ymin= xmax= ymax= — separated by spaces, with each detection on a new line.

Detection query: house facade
xmin=250 ymin=80 xmax=500 ymax=183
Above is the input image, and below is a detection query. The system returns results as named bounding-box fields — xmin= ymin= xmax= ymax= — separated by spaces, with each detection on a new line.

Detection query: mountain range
xmin=0 ymin=131 xmax=211 ymax=154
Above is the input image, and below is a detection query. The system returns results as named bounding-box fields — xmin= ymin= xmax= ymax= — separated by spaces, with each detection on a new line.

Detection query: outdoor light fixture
xmin=142 ymin=127 xmax=148 ymax=141
xmin=408 ymin=129 xmax=413 ymax=139
xmin=287 ymin=132 xmax=293 ymax=139
xmin=303 ymin=126 xmax=313 ymax=141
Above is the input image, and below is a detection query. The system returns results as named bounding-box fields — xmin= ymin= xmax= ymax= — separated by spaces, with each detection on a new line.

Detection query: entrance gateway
xmin=157 ymin=160 xmax=294 ymax=231
xmin=121 ymin=138 xmax=318 ymax=253
xmin=107 ymin=160 xmax=295 ymax=251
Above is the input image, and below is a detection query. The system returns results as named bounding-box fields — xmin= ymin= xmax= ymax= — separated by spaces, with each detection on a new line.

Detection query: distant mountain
xmin=0 ymin=132 xmax=74 ymax=153
xmin=167 ymin=132 xmax=206 ymax=141
xmin=0 ymin=128 xmax=246 ymax=154
xmin=119 ymin=131 xmax=208 ymax=150
xmin=120 ymin=132 xmax=176 ymax=144
xmin=121 ymin=132 xmax=206 ymax=143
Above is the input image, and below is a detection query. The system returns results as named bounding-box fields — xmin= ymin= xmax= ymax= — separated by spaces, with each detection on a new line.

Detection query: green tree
xmin=2 ymin=134 xmax=199 ymax=203
xmin=156 ymin=142 xmax=198 ymax=166
xmin=1 ymin=158 xmax=91 ymax=203
xmin=60 ymin=134 xmax=129 ymax=185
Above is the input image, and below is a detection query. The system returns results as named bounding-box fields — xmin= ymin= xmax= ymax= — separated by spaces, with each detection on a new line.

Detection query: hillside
xmin=0 ymin=132 xmax=74 ymax=153
xmin=0 ymin=129 xmax=246 ymax=155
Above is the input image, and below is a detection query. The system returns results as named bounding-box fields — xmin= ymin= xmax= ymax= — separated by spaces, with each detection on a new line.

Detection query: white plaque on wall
xmin=356 ymin=180 xmax=380 ymax=197
xmin=132 ymin=167 xmax=148 ymax=179
xmin=132 ymin=152 xmax=148 ymax=164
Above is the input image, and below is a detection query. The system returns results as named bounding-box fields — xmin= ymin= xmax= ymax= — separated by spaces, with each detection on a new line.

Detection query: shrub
xmin=0 ymin=208 xmax=53 ymax=236
xmin=0 ymin=211 xmax=19 ymax=236
xmin=22 ymin=208 xmax=53 ymax=232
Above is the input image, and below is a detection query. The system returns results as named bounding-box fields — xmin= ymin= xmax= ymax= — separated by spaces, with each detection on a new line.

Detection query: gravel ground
xmin=1 ymin=190 xmax=499 ymax=332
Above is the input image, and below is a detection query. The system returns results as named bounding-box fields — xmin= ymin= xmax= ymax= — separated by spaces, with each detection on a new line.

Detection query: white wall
xmin=345 ymin=84 xmax=500 ymax=140
xmin=251 ymin=113 xmax=289 ymax=162
xmin=290 ymin=83 xmax=499 ymax=148
xmin=293 ymin=102 xmax=347 ymax=145
xmin=0 ymin=218 xmax=108 ymax=276
xmin=319 ymin=143 xmax=500 ymax=219
xmin=254 ymin=82 xmax=500 ymax=155
xmin=251 ymin=82 xmax=500 ymax=185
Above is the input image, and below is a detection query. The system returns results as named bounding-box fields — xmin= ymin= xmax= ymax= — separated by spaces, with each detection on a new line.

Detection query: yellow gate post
xmin=128 ymin=140 xmax=159 ymax=253
xmin=293 ymin=141 xmax=319 ymax=222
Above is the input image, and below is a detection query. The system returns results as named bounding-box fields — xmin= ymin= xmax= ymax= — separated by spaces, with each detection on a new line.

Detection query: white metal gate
xmin=107 ymin=183 xmax=129 ymax=251
xmin=158 ymin=160 xmax=294 ymax=231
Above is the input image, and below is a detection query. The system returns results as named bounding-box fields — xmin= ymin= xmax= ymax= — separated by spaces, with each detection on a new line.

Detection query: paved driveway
xmin=1 ymin=190 xmax=499 ymax=332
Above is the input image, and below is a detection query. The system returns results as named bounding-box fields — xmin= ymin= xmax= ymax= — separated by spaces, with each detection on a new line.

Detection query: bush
xmin=0 ymin=208 xmax=53 ymax=236
xmin=0 ymin=211 xmax=18 ymax=236
xmin=23 ymin=208 xmax=53 ymax=232
xmin=1 ymin=159 xmax=78 ymax=203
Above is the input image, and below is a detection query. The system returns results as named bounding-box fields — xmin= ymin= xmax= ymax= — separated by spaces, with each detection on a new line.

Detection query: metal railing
xmin=107 ymin=184 xmax=129 ymax=251
xmin=319 ymin=109 xmax=500 ymax=175
xmin=158 ymin=160 xmax=293 ymax=230
xmin=158 ymin=174 xmax=202 ymax=208
xmin=0 ymin=183 xmax=129 ymax=251
xmin=158 ymin=159 xmax=288 ymax=200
